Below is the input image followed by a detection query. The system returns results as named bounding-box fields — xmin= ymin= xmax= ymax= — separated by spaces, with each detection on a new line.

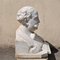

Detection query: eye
xmin=30 ymin=45 xmax=34 ymax=48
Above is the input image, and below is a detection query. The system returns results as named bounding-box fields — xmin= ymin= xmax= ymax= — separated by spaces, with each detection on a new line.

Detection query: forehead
xmin=32 ymin=11 xmax=38 ymax=17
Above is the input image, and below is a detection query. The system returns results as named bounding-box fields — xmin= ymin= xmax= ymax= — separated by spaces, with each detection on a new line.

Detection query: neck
xmin=19 ymin=25 xmax=31 ymax=36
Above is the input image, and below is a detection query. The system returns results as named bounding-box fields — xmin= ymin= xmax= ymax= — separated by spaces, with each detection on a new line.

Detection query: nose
xmin=38 ymin=19 xmax=40 ymax=23
xmin=37 ymin=17 xmax=40 ymax=23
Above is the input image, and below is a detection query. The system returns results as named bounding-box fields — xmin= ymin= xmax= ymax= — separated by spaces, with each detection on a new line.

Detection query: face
xmin=27 ymin=14 xmax=40 ymax=32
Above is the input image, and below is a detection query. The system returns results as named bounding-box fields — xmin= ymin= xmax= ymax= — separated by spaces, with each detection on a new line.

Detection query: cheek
xmin=28 ymin=24 xmax=33 ymax=29
xmin=28 ymin=22 xmax=34 ymax=28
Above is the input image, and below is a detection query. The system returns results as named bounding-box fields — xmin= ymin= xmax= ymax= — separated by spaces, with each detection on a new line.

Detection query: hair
xmin=17 ymin=6 xmax=38 ymax=26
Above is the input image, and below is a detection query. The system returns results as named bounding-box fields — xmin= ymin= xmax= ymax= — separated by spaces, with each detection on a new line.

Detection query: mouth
xmin=32 ymin=27 xmax=38 ymax=31
xmin=34 ymin=26 xmax=38 ymax=29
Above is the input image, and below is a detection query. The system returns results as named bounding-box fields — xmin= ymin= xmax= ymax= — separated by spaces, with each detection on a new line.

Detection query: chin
xmin=30 ymin=29 xmax=36 ymax=33
xmin=29 ymin=27 xmax=37 ymax=32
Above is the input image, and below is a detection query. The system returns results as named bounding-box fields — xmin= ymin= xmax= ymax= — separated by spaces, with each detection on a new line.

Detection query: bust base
xmin=17 ymin=58 xmax=48 ymax=60
xmin=16 ymin=54 xmax=48 ymax=60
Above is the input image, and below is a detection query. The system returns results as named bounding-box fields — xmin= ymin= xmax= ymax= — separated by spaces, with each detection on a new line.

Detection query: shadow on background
xmin=46 ymin=41 xmax=58 ymax=60
xmin=34 ymin=33 xmax=59 ymax=60
xmin=0 ymin=46 xmax=15 ymax=60
xmin=35 ymin=33 xmax=58 ymax=60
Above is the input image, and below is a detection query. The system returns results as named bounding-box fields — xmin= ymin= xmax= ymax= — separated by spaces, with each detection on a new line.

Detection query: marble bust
xmin=16 ymin=6 xmax=51 ymax=58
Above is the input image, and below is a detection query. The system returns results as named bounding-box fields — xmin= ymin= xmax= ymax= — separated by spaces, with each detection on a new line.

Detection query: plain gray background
xmin=0 ymin=0 xmax=60 ymax=48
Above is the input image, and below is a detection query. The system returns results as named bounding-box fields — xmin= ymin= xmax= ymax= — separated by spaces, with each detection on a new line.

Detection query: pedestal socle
xmin=17 ymin=58 xmax=48 ymax=60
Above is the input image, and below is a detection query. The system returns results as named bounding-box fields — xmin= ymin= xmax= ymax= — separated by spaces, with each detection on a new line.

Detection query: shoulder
xmin=16 ymin=28 xmax=24 ymax=41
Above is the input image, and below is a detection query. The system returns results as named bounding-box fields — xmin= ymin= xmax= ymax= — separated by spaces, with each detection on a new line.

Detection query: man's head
xmin=17 ymin=6 xmax=40 ymax=31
